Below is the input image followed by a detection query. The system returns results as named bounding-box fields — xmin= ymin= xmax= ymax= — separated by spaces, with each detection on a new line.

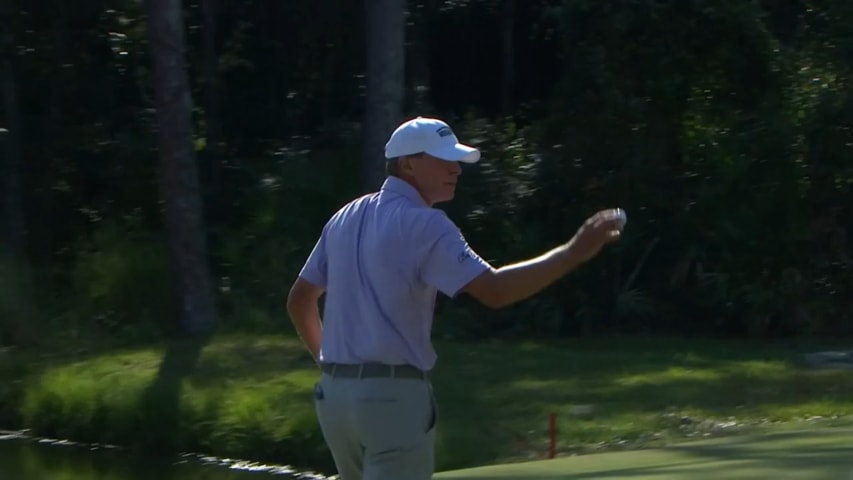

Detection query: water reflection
xmin=0 ymin=432 xmax=329 ymax=480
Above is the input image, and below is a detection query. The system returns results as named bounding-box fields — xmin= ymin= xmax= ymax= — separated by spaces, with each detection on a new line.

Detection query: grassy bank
xmin=1 ymin=334 xmax=852 ymax=474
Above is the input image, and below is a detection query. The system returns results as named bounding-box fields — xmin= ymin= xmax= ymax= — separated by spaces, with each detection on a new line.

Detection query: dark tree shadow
xmin=138 ymin=334 xmax=210 ymax=456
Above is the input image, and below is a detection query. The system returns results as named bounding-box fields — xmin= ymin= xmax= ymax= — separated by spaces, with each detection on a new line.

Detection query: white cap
xmin=384 ymin=117 xmax=481 ymax=163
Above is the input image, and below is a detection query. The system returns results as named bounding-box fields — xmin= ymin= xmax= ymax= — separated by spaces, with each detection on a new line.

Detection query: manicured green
xmin=1 ymin=334 xmax=851 ymax=475
xmin=436 ymin=425 xmax=853 ymax=479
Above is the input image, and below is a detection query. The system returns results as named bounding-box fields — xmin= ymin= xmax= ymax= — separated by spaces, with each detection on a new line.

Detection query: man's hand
xmin=286 ymin=277 xmax=325 ymax=364
xmin=567 ymin=208 xmax=626 ymax=263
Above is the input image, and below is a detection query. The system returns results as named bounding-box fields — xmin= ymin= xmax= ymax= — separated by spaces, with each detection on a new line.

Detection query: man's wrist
xmin=558 ymin=238 xmax=587 ymax=271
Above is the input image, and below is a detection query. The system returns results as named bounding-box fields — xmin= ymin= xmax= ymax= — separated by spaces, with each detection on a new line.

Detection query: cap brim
xmin=427 ymin=143 xmax=481 ymax=163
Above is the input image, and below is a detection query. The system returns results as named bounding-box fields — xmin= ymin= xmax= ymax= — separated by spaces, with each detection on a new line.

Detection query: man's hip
xmin=313 ymin=363 xmax=437 ymax=479
xmin=319 ymin=362 xmax=430 ymax=381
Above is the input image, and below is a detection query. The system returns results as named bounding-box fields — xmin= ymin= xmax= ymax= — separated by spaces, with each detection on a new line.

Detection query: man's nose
xmin=449 ymin=162 xmax=462 ymax=175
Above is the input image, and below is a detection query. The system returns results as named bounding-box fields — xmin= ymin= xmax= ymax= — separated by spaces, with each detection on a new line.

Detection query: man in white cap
xmin=287 ymin=116 xmax=626 ymax=479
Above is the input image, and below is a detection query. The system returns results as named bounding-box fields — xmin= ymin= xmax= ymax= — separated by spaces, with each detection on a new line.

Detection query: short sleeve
xmin=419 ymin=213 xmax=492 ymax=298
xmin=298 ymin=228 xmax=328 ymax=288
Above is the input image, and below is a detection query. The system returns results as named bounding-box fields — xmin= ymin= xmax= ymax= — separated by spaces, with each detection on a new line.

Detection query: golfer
xmin=287 ymin=116 xmax=625 ymax=480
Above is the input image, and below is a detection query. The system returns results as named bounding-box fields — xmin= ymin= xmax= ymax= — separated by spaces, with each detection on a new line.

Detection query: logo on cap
xmin=436 ymin=126 xmax=454 ymax=138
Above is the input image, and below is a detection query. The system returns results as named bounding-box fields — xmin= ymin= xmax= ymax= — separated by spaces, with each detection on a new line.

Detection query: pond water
xmin=0 ymin=431 xmax=331 ymax=480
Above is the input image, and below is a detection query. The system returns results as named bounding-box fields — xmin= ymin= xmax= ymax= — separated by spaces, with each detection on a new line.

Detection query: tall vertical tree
xmin=362 ymin=0 xmax=406 ymax=191
xmin=0 ymin=0 xmax=25 ymax=258
xmin=201 ymin=0 xmax=223 ymax=219
xmin=144 ymin=0 xmax=217 ymax=336
xmin=407 ymin=0 xmax=434 ymax=114
xmin=0 ymin=0 xmax=36 ymax=346
xmin=500 ymin=0 xmax=515 ymax=113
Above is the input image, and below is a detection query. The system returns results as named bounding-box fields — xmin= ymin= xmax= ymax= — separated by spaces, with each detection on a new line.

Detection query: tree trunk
xmin=407 ymin=0 xmax=433 ymax=115
xmin=144 ymin=0 xmax=217 ymax=337
xmin=0 ymin=0 xmax=37 ymax=346
xmin=0 ymin=2 xmax=25 ymax=257
xmin=363 ymin=0 xmax=406 ymax=191
xmin=500 ymin=0 xmax=515 ymax=114
xmin=201 ymin=0 xmax=223 ymax=207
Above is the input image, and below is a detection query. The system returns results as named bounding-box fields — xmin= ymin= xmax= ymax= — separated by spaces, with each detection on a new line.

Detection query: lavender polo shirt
xmin=297 ymin=176 xmax=492 ymax=371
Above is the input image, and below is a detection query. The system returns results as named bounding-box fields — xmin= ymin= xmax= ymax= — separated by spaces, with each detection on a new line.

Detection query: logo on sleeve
xmin=457 ymin=250 xmax=471 ymax=264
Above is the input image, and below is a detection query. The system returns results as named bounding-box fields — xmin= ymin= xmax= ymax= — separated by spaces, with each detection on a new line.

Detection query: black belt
xmin=320 ymin=362 xmax=428 ymax=380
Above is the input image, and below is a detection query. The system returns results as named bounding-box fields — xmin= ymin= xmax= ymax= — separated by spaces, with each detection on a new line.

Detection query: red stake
xmin=548 ymin=413 xmax=557 ymax=459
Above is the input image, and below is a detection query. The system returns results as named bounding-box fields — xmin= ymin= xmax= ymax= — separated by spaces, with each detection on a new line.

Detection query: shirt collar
xmin=380 ymin=176 xmax=428 ymax=206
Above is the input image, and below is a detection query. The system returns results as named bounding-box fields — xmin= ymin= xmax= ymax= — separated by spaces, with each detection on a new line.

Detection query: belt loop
xmin=357 ymin=364 xmax=364 ymax=379
xmin=390 ymin=365 xmax=396 ymax=378
xmin=331 ymin=364 xmax=337 ymax=377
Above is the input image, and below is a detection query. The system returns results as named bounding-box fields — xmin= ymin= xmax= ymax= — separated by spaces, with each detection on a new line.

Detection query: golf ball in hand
xmin=615 ymin=208 xmax=627 ymax=228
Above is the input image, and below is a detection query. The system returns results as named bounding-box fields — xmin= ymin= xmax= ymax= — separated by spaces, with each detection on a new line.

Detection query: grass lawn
xmin=430 ymin=336 xmax=853 ymax=471
xmin=1 ymin=333 xmax=852 ymax=474
xmin=436 ymin=424 xmax=853 ymax=479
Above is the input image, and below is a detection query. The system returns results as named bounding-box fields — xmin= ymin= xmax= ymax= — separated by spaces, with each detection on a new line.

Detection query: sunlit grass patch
xmin=430 ymin=337 xmax=853 ymax=471
xmin=8 ymin=335 xmax=328 ymax=470
xmin=2 ymin=334 xmax=852 ymax=474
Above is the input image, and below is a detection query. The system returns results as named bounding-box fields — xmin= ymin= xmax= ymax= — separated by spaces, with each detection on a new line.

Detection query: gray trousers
xmin=314 ymin=373 xmax=438 ymax=480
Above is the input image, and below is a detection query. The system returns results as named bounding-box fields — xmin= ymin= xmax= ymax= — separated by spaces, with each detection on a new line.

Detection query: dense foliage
xmin=1 ymin=0 xmax=851 ymax=345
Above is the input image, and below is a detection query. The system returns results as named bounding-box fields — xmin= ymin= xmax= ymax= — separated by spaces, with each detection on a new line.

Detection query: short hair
xmin=386 ymin=157 xmax=401 ymax=177
xmin=385 ymin=152 xmax=424 ymax=177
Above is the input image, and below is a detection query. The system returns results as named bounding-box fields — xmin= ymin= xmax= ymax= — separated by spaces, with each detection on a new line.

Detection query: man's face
xmin=403 ymin=153 xmax=462 ymax=206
